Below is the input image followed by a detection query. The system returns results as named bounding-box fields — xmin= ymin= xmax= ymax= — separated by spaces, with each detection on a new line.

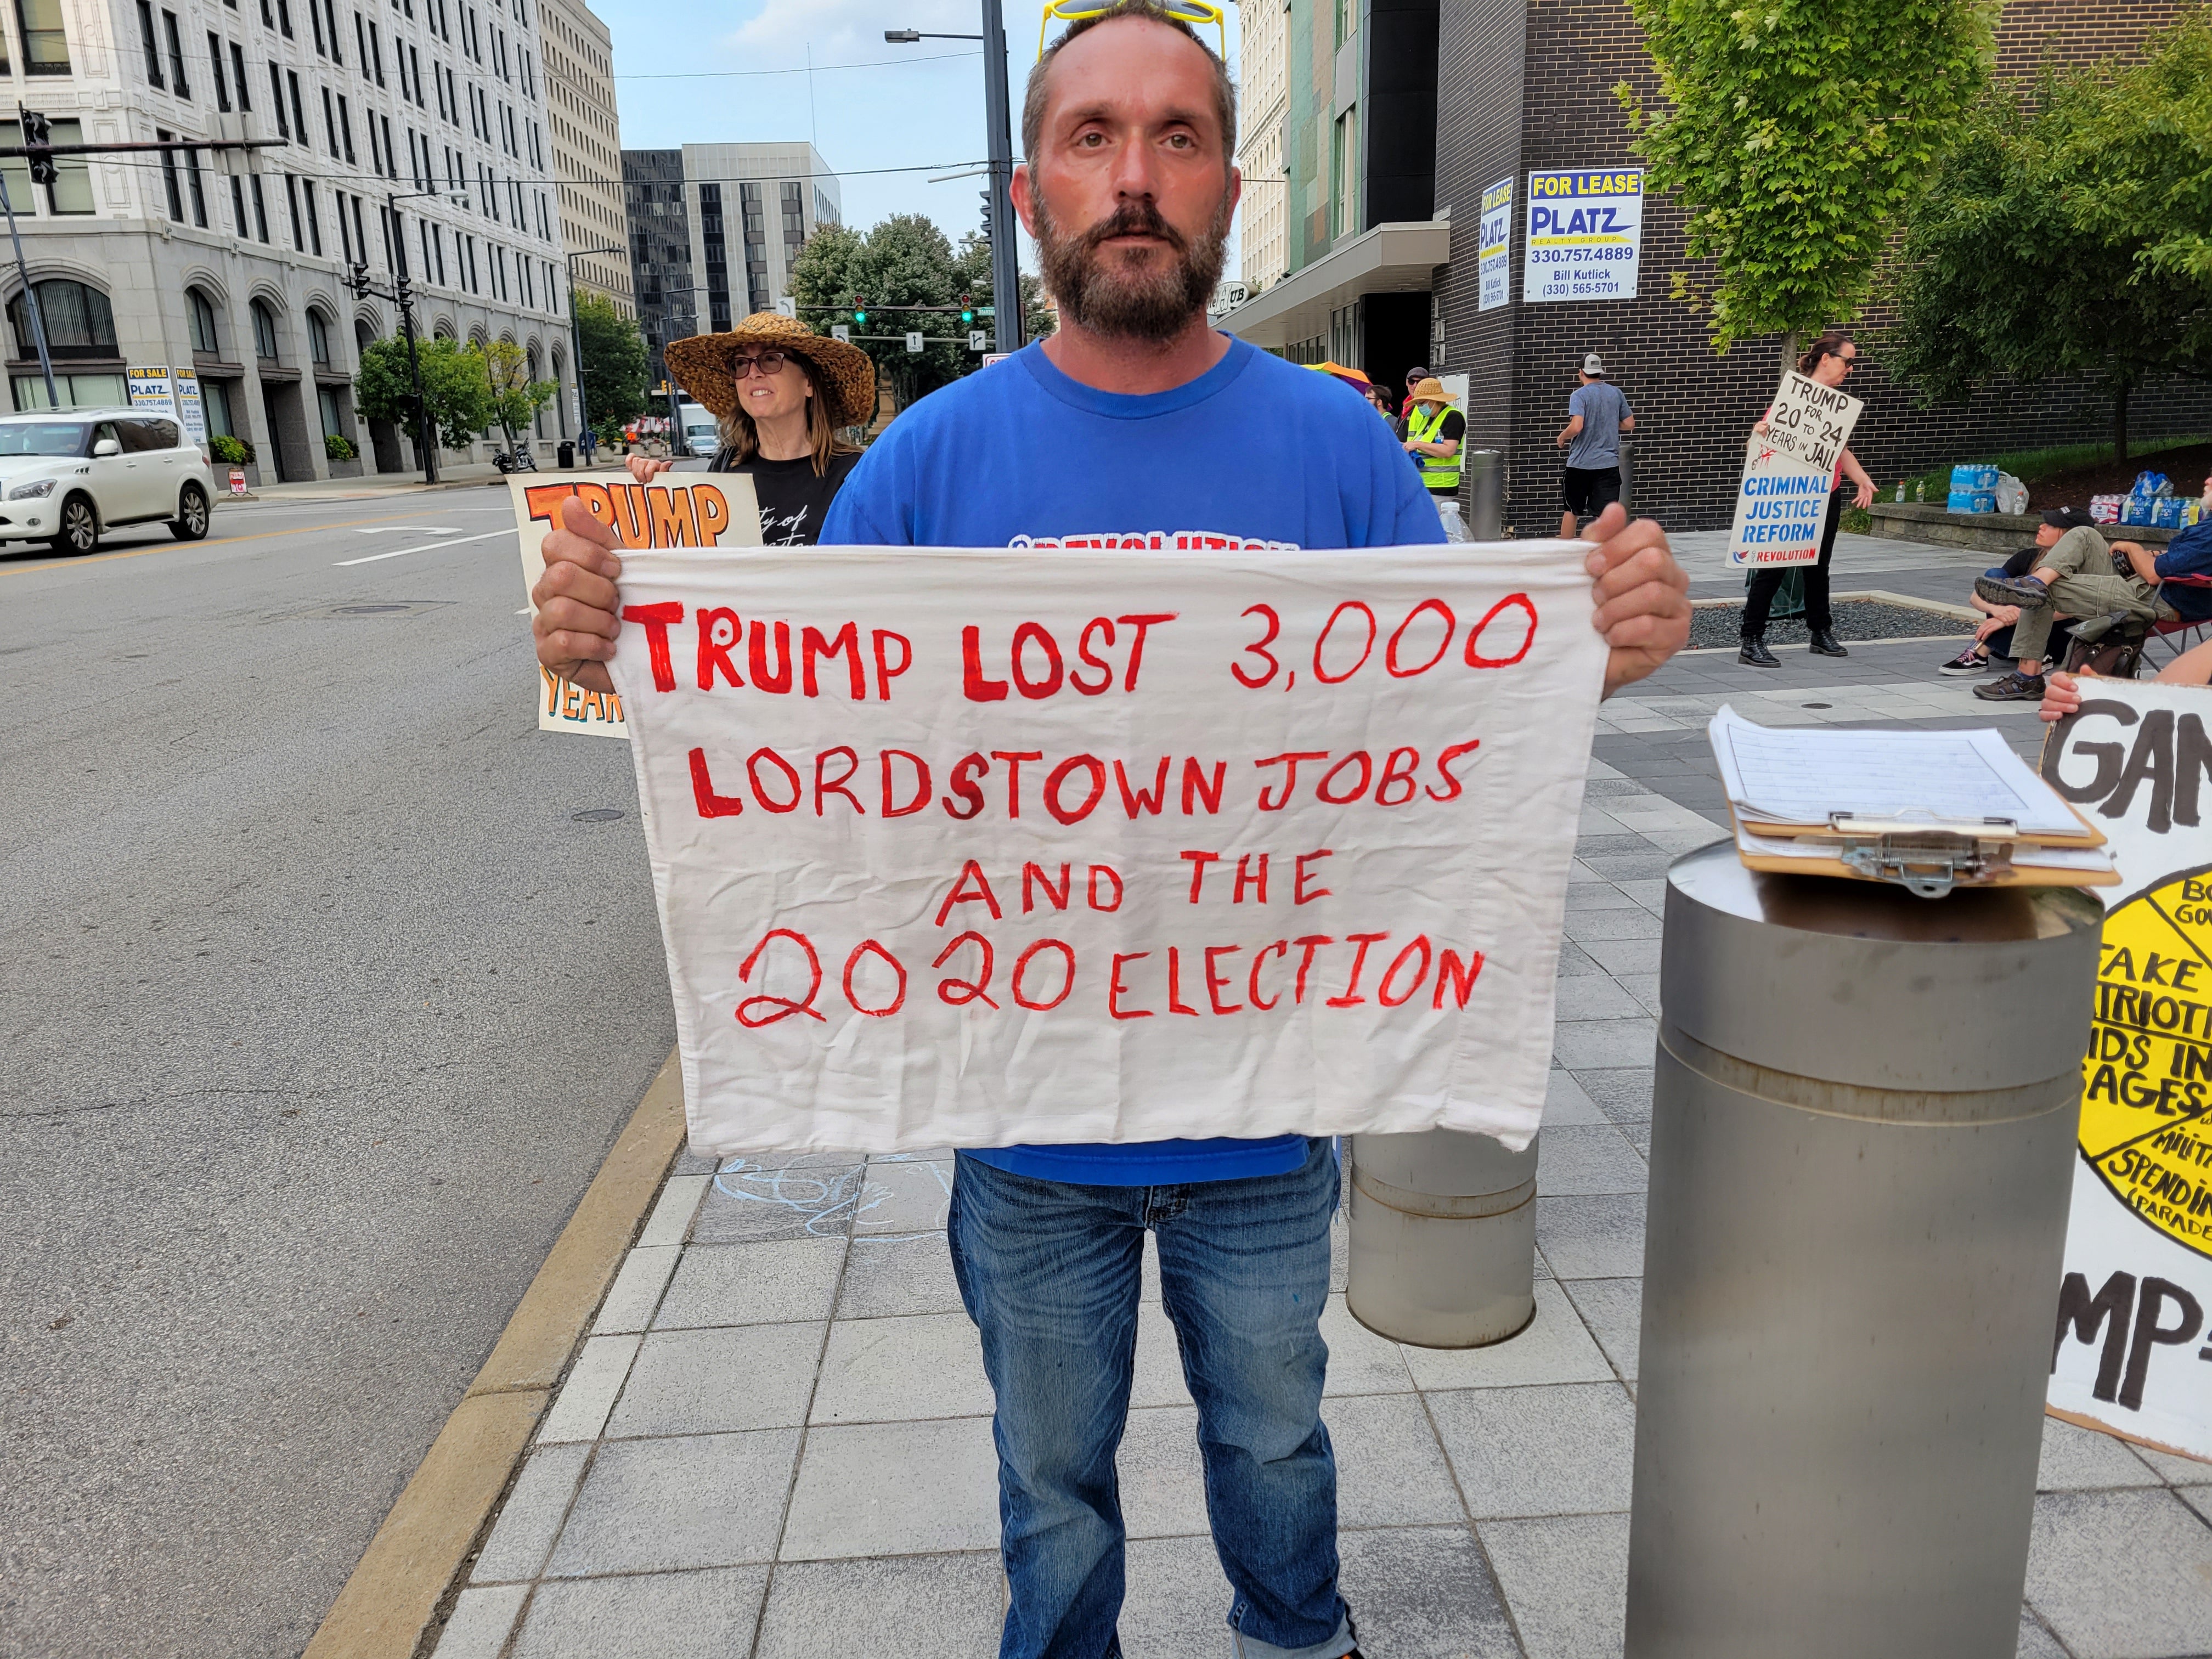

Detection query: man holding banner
xmin=534 ymin=4 xmax=1690 ymax=1655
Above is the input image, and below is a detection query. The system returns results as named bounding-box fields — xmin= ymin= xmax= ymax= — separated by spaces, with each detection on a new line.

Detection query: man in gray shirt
xmin=1556 ymin=352 xmax=1634 ymax=537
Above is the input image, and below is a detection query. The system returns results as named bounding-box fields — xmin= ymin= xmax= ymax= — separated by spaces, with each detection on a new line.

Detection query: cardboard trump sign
xmin=1727 ymin=370 xmax=1865 ymax=569
xmin=511 ymin=473 xmax=763 ymax=738
xmin=2041 ymin=680 xmax=2212 ymax=1463
xmin=610 ymin=544 xmax=1609 ymax=1157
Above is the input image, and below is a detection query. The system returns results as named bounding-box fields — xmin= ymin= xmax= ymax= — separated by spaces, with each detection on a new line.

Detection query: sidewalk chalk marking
xmin=333 ymin=527 xmax=516 ymax=566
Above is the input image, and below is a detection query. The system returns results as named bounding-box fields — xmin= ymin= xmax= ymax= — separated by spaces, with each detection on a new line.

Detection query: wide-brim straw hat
xmin=1409 ymin=376 xmax=1459 ymax=404
xmin=664 ymin=312 xmax=877 ymax=429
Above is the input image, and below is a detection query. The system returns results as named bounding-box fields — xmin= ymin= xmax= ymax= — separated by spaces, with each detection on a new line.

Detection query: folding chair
xmin=2144 ymin=572 xmax=2212 ymax=672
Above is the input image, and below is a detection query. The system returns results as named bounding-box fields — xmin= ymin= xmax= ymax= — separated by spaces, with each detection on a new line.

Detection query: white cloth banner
xmin=2040 ymin=682 xmax=2212 ymax=1462
xmin=1726 ymin=370 xmax=1865 ymax=569
xmin=610 ymin=543 xmax=1609 ymax=1157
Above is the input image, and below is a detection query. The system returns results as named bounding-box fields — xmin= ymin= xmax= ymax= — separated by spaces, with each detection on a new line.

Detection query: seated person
xmin=1939 ymin=536 xmax=2080 ymax=675
xmin=1972 ymin=495 xmax=2191 ymax=699
xmin=2041 ymin=636 xmax=2212 ymax=721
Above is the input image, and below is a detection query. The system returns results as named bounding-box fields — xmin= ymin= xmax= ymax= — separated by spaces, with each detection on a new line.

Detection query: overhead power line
xmin=615 ymin=49 xmax=980 ymax=81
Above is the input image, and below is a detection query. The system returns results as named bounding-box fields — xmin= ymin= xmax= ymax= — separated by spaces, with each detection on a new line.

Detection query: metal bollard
xmin=1625 ymin=845 xmax=2101 ymax=1659
xmin=1346 ymin=1128 xmax=1538 ymax=1347
xmin=1617 ymin=436 xmax=1633 ymax=516
xmin=1465 ymin=449 xmax=1503 ymax=541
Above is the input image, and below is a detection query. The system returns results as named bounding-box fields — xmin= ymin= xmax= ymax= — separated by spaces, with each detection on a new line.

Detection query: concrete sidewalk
xmin=425 ymin=614 xmax=2212 ymax=1659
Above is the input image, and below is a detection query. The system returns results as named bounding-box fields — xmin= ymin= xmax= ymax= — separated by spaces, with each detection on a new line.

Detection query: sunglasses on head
xmin=1039 ymin=0 xmax=1227 ymax=55
xmin=732 ymin=351 xmax=789 ymax=379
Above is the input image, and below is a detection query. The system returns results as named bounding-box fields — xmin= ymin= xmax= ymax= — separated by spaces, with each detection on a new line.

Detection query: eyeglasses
xmin=732 ymin=351 xmax=789 ymax=379
xmin=1039 ymin=0 xmax=1226 ymax=55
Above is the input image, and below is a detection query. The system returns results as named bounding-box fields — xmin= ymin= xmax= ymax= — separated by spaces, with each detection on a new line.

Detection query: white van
xmin=678 ymin=402 xmax=720 ymax=458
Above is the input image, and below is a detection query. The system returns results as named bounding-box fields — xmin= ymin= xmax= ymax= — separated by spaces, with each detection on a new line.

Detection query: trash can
xmin=558 ymin=439 xmax=575 ymax=469
xmin=1465 ymin=449 xmax=1504 ymax=541
xmin=1346 ymin=1128 xmax=1538 ymax=1347
xmin=1625 ymin=844 xmax=2102 ymax=1659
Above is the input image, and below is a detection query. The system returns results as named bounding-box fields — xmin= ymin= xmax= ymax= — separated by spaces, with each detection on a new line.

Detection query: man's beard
xmin=1033 ymin=191 xmax=1231 ymax=342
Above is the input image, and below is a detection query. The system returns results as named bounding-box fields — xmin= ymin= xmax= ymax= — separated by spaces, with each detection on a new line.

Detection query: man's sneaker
xmin=1973 ymin=669 xmax=2046 ymax=702
xmin=1739 ymin=636 xmax=1781 ymax=668
xmin=1808 ymin=629 xmax=1849 ymax=657
xmin=1974 ymin=572 xmax=2051 ymax=610
xmin=1937 ymin=645 xmax=1992 ymax=675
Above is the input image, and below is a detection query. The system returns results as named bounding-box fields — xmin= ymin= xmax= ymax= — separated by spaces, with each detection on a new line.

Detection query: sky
xmin=592 ymin=0 xmax=1245 ymax=279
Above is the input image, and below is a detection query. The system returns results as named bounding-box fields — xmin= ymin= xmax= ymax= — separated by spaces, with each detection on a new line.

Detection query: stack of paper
xmin=1707 ymin=706 xmax=2116 ymax=885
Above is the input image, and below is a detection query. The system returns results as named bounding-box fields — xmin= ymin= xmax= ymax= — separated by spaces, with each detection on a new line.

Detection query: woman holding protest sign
xmin=1739 ymin=333 xmax=1876 ymax=668
xmin=624 ymin=312 xmax=875 ymax=546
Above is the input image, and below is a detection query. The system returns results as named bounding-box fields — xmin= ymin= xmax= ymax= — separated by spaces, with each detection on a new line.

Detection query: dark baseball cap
xmin=2041 ymin=506 xmax=2094 ymax=529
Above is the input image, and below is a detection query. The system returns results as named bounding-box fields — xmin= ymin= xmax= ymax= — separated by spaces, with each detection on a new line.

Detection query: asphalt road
xmin=0 ymin=487 xmax=677 ymax=1657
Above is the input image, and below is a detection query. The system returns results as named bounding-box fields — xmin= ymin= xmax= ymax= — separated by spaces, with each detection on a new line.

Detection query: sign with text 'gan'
xmin=1522 ymin=170 xmax=1643 ymax=303
xmin=511 ymin=473 xmax=763 ymax=738
xmin=2041 ymin=679 xmax=2212 ymax=1462
xmin=1726 ymin=370 xmax=1865 ymax=569
xmin=610 ymin=545 xmax=1609 ymax=1156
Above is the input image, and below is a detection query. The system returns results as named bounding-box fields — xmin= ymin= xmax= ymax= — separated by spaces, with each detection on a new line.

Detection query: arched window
xmin=187 ymin=288 xmax=220 ymax=355
xmin=250 ymin=300 xmax=279 ymax=362
xmin=306 ymin=311 xmax=331 ymax=366
xmin=355 ymin=319 xmax=375 ymax=358
xmin=8 ymin=279 xmax=117 ymax=359
xmin=527 ymin=345 xmax=544 ymax=436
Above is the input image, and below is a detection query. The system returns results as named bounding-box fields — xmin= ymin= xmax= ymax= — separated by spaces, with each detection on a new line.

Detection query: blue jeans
xmin=948 ymin=1139 xmax=1352 ymax=1659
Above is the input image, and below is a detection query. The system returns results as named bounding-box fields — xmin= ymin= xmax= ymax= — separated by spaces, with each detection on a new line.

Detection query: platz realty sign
xmin=606 ymin=544 xmax=1610 ymax=1158
xmin=2040 ymin=681 xmax=2212 ymax=1462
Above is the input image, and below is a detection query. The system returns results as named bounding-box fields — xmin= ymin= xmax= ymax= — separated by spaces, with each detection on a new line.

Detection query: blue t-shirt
xmin=821 ymin=335 xmax=1444 ymax=1188
xmin=1566 ymin=381 xmax=1631 ymax=470
xmin=2155 ymin=520 xmax=2212 ymax=623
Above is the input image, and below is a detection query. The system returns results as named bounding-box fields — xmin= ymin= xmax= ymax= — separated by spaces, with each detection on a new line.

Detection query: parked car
xmin=0 ymin=408 xmax=216 ymax=555
xmin=679 ymin=401 xmax=720 ymax=458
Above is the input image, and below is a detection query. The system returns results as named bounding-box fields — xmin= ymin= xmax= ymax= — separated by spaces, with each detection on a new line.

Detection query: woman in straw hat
xmin=625 ymin=311 xmax=876 ymax=546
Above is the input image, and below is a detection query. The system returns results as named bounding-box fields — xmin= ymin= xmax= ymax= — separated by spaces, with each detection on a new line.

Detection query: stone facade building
xmin=536 ymin=0 xmax=626 ymax=315
xmin=0 ymin=0 xmax=577 ymax=483
xmin=622 ymin=142 xmax=838 ymax=393
xmin=1223 ymin=0 xmax=2212 ymax=534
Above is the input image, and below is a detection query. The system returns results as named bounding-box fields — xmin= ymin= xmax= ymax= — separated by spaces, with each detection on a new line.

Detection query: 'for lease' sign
xmin=610 ymin=544 xmax=1609 ymax=1157
xmin=1522 ymin=170 xmax=1643 ymax=303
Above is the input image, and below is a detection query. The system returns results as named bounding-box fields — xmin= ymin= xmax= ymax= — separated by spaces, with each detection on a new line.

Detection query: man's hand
xmin=627 ymin=454 xmax=676 ymax=484
xmin=2040 ymin=668 xmax=2094 ymax=723
xmin=1582 ymin=503 xmax=1691 ymax=698
xmin=532 ymin=495 xmax=624 ymax=695
xmin=1852 ymin=479 xmax=1874 ymax=509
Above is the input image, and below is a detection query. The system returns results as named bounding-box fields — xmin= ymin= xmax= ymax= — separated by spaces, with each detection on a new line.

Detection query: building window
xmin=201 ymin=376 xmax=234 ymax=438
xmin=16 ymin=0 xmax=69 ymax=74
xmin=136 ymin=0 xmax=163 ymax=86
xmin=188 ymin=287 xmax=219 ymax=354
xmin=1334 ymin=0 xmax=1353 ymax=48
xmin=251 ymin=300 xmax=279 ymax=360
xmin=229 ymin=173 xmax=247 ymax=236
xmin=162 ymin=9 xmax=189 ymax=95
xmin=249 ymin=173 xmax=269 ymax=242
xmin=284 ymin=173 xmax=303 ymax=250
xmin=1330 ymin=108 xmax=1357 ymax=241
xmin=9 ymin=279 xmax=116 ymax=358
xmin=232 ymin=42 xmax=251 ymax=110
xmin=44 ymin=119 xmax=91 ymax=213
xmin=300 ymin=178 xmax=320 ymax=253
xmin=306 ymin=308 xmax=330 ymax=365
xmin=184 ymin=146 xmax=207 ymax=227
xmin=157 ymin=129 xmax=184 ymax=217
xmin=209 ymin=33 xmax=231 ymax=108
xmin=318 ymin=384 xmax=343 ymax=439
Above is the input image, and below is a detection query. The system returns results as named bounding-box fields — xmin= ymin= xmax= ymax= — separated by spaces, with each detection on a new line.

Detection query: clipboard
xmin=1728 ymin=802 xmax=2117 ymax=897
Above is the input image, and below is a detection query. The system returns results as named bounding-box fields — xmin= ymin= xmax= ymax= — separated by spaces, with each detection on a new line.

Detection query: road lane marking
xmin=1 ymin=510 xmax=486 ymax=575
xmin=333 ymin=527 xmax=516 ymax=566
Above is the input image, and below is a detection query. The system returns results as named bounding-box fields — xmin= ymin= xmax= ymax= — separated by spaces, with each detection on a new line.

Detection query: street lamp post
xmin=347 ymin=187 xmax=469 ymax=485
xmin=565 ymin=244 xmax=626 ymax=454
xmin=886 ymin=5 xmax=1025 ymax=354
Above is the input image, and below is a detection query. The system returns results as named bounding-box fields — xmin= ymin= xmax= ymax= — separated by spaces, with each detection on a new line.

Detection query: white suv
xmin=0 ymin=407 xmax=216 ymax=555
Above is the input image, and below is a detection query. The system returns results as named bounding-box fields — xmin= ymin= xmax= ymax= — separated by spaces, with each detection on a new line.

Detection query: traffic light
xmin=20 ymin=108 xmax=54 ymax=186
xmin=959 ymin=294 xmax=974 ymax=326
xmin=852 ymin=297 xmax=867 ymax=327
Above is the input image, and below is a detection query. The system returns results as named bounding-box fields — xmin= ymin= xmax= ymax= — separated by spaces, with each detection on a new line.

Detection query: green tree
xmin=354 ymin=335 xmax=496 ymax=452
xmin=1617 ymin=0 xmax=1998 ymax=357
xmin=787 ymin=213 xmax=1054 ymax=416
xmin=1880 ymin=15 xmax=2212 ymax=459
xmin=472 ymin=338 xmax=556 ymax=454
xmin=573 ymin=291 xmax=648 ymax=442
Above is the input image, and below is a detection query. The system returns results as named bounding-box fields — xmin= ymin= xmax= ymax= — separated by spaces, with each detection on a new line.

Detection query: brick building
xmin=1224 ymin=0 xmax=2212 ymax=534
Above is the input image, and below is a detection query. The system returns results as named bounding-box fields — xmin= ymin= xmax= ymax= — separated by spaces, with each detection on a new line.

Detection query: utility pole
xmin=347 ymin=187 xmax=465 ymax=484
xmin=565 ymin=245 xmax=624 ymax=452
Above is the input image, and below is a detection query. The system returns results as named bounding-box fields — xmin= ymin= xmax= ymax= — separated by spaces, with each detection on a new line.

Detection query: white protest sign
xmin=610 ymin=544 xmax=1608 ymax=1158
xmin=1726 ymin=370 xmax=1865 ymax=569
xmin=2040 ymin=680 xmax=2212 ymax=1463
xmin=1523 ymin=170 xmax=1643 ymax=303
xmin=1479 ymin=177 xmax=1514 ymax=312
xmin=510 ymin=472 xmax=762 ymax=739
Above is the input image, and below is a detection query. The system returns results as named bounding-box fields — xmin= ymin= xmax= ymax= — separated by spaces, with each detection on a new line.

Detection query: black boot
xmin=1739 ymin=635 xmax=1780 ymax=668
xmin=1808 ymin=629 xmax=1848 ymax=657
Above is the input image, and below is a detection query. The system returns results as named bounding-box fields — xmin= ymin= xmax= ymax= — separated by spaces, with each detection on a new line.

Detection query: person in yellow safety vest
xmin=1403 ymin=377 xmax=1467 ymax=541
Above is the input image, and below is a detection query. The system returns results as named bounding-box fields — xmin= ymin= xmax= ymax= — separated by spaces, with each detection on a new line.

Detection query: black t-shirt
xmin=709 ymin=448 xmax=862 ymax=546
xmin=1415 ymin=409 xmax=1466 ymax=494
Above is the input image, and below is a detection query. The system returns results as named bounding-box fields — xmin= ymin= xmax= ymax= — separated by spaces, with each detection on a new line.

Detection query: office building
xmin=1233 ymin=0 xmax=1289 ymax=295
xmin=0 ymin=0 xmax=576 ymax=483
xmin=622 ymin=142 xmax=838 ymax=389
xmin=1222 ymin=0 xmax=2212 ymax=532
xmin=537 ymin=0 xmax=627 ymax=313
